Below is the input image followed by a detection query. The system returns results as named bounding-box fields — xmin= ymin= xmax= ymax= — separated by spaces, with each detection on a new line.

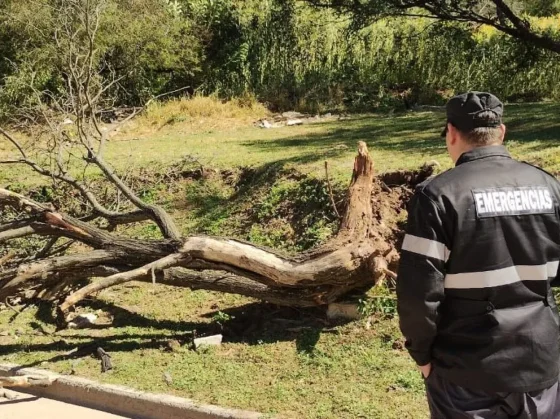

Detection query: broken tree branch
xmin=324 ymin=161 xmax=340 ymax=219
xmin=59 ymin=252 xmax=192 ymax=312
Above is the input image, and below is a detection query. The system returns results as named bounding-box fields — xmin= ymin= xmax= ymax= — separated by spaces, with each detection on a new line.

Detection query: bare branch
xmin=324 ymin=161 xmax=340 ymax=219
xmin=35 ymin=237 xmax=61 ymax=259
xmin=153 ymin=267 xmax=353 ymax=307
xmin=85 ymin=153 xmax=182 ymax=239
xmin=0 ymin=250 xmax=121 ymax=301
xmin=39 ymin=238 xmax=74 ymax=259
xmin=0 ymin=251 xmax=16 ymax=267
xmin=59 ymin=252 xmax=192 ymax=312
xmin=0 ymin=188 xmax=48 ymax=214
xmin=0 ymin=218 xmax=39 ymax=233
xmin=0 ymin=131 xmax=153 ymax=227
xmin=85 ymin=210 xmax=150 ymax=227
xmin=0 ymin=226 xmax=37 ymax=243
xmin=0 ymin=127 xmax=28 ymax=158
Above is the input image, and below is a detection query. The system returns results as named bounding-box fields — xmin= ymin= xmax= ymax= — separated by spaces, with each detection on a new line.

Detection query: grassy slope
xmin=96 ymin=103 xmax=560 ymax=181
xmin=3 ymin=102 xmax=559 ymax=186
xmin=0 ymin=102 xmax=559 ymax=418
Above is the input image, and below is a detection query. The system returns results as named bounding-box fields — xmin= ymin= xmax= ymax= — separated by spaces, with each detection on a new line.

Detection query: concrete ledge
xmin=0 ymin=364 xmax=263 ymax=419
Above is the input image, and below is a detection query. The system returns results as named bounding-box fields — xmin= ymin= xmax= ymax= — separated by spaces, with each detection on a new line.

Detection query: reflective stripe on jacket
xmin=397 ymin=145 xmax=560 ymax=393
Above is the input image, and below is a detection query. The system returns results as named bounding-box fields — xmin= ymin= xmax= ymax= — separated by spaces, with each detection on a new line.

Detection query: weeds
xmin=127 ymin=94 xmax=269 ymax=134
xmin=358 ymin=286 xmax=398 ymax=318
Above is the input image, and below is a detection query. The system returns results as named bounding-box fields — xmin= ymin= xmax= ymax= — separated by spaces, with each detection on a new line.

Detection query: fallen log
xmin=0 ymin=140 xmax=433 ymax=326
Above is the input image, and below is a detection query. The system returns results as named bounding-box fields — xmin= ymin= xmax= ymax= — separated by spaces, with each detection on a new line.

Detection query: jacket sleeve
xmin=553 ymin=205 xmax=560 ymax=288
xmin=396 ymin=189 xmax=449 ymax=366
xmin=553 ymin=182 xmax=560 ymax=288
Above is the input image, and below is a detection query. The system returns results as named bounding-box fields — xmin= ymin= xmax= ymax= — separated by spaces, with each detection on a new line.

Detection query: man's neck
xmin=453 ymin=143 xmax=503 ymax=164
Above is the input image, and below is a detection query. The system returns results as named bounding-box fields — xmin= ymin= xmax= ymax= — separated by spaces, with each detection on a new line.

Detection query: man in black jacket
xmin=397 ymin=91 xmax=560 ymax=418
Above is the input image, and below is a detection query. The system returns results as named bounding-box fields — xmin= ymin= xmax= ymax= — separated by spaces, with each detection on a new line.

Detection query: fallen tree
xmin=0 ymin=140 xmax=433 ymax=325
xmin=0 ymin=0 xmax=435 ymax=327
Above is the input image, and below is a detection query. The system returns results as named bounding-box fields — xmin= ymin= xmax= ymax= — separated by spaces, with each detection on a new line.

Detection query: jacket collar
xmin=456 ymin=145 xmax=511 ymax=166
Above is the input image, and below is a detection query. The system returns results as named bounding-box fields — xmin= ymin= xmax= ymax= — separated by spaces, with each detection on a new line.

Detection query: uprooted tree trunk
xmin=0 ymin=141 xmax=410 ymax=326
xmin=0 ymin=1 xmax=433 ymax=328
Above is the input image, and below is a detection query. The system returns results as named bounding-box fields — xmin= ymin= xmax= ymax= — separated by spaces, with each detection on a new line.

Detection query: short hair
xmin=455 ymin=111 xmax=503 ymax=146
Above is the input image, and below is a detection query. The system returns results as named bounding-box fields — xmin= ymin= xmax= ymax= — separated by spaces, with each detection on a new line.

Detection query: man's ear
xmin=499 ymin=124 xmax=506 ymax=143
xmin=448 ymin=123 xmax=459 ymax=146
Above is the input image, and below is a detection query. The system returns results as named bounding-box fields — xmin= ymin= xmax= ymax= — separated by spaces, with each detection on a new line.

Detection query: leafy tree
xmin=0 ymin=0 xmax=200 ymax=119
xmin=305 ymin=0 xmax=560 ymax=54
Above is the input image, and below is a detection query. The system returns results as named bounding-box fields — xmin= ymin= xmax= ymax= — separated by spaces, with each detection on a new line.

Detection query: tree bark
xmin=0 ymin=142 xmax=407 ymax=324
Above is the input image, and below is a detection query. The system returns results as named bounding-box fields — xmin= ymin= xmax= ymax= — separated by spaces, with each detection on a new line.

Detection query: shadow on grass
xmin=199 ymin=302 xmax=338 ymax=355
xmin=3 ymin=300 xmax=348 ymax=369
xmin=242 ymin=113 xmax=446 ymax=159
xmin=240 ymin=103 xmax=560 ymax=164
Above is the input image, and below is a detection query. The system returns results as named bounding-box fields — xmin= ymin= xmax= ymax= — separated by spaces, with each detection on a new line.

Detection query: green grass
xmin=0 ymin=101 xmax=559 ymax=418
xmin=2 ymin=102 xmax=559 ymax=187
xmin=0 ymin=285 xmax=427 ymax=419
xmin=86 ymin=101 xmax=560 ymax=179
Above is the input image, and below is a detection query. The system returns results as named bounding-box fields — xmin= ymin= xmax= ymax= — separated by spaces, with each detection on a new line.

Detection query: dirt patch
xmin=371 ymin=161 xmax=439 ymax=247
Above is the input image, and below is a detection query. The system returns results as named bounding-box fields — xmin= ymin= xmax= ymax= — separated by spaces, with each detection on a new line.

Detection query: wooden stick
xmin=0 ymin=250 xmax=16 ymax=267
xmin=324 ymin=161 xmax=341 ymax=219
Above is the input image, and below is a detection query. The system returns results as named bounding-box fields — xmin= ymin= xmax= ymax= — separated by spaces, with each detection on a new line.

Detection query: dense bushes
xmin=0 ymin=0 xmax=200 ymax=119
xmin=0 ymin=0 xmax=558 ymax=117
xmin=194 ymin=1 xmax=560 ymax=111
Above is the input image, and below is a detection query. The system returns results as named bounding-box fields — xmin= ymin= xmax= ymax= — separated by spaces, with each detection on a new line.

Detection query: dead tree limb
xmin=59 ymin=252 xmax=192 ymax=312
xmin=0 ymin=139 xmax=395 ymax=323
xmin=0 ymin=0 xmax=413 ymax=326
xmin=324 ymin=161 xmax=340 ymax=219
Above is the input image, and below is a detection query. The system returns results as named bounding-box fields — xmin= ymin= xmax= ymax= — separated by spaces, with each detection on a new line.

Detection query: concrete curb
xmin=0 ymin=364 xmax=264 ymax=419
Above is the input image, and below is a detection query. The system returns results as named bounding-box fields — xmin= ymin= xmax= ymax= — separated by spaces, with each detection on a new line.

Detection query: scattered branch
xmin=59 ymin=252 xmax=192 ymax=313
xmin=0 ymin=226 xmax=37 ymax=243
xmin=324 ymin=161 xmax=341 ymax=219
xmin=0 ymin=251 xmax=16 ymax=267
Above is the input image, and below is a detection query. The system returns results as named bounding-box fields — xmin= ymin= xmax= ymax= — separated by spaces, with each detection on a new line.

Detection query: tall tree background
xmin=0 ymin=0 xmax=558 ymax=116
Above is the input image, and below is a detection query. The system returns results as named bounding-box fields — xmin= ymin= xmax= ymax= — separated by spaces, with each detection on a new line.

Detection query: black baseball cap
xmin=441 ymin=92 xmax=503 ymax=137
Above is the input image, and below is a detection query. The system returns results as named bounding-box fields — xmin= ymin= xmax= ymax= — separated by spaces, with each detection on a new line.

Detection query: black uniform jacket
xmin=397 ymin=145 xmax=560 ymax=393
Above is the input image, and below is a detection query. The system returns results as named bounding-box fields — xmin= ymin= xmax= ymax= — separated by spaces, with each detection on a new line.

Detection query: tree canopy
xmin=0 ymin=0 xmax=199 ymax=118
xmin=0 ymin=0 xmax=559 ymax=115
xmin=306 ymin=0 xmax=560 ymax=53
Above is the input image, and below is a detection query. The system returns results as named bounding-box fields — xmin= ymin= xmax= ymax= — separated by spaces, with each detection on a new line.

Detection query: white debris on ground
xmin=258 ymin=119 xmax=273 ymax=128
xmin=256 ymin=111 xmax=348 ymax=129
xmin=67 ymin=313 xmax=98 ymax=329
xmin=193 ymin=334 xmax=223 ymax=350
xmin=326 ymin=302 xmax=362 ymax=321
